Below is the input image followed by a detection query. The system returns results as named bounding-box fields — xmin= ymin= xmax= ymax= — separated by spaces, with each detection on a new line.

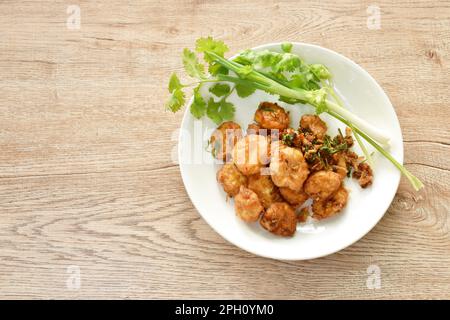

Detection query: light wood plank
xmin=0 ymin=0 xmax=449 ymax=299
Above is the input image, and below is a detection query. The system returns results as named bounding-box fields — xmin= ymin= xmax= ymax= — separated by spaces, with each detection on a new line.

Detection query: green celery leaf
xmin=219 ymin=99 xmax=235 ymax=121
xmin=168 ymin=73 xmax=183 ymax=93
xmin=182 ymin=48 xmax=205 ymax=79
xmin=268 ymin=71 xmax=288 ymax=82
xmin=235 ymin=84 xmax=256 ymax=98
xmin=166 ymin=89 xmax=185 ymax=112
xmin=206 ymin=97 xmax=235 ymax=124
xmin=237 ymin=49 xmax=280 ymax=69
xmin=307 ymin=80 xmax=320 ymax=90
xmin=281 ymin=42 xmax=293 ymax=53
xmin=274 ymin=53 xmax=301 ymax=72
xmin=258 ymin=51 xmax=281 ymax=68
xmin=209 ymin=83 xmax=231 ymax=97
xmin=310 ymin=64 xmax=331 ymax=79
xmin=196 ymin=36 xmax=229 ymax=63
xmin=289 ymin=73 xmax=308 ymax=89
xmin=206 ymin=98 xmax=222 ymax=124
xmin=190 ymin=86 xmax=206 ymax=118
xmin=209 ymin=62 xmax=229 ymax=76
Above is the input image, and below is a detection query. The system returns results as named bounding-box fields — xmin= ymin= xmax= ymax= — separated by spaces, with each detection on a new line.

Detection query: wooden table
xmin=0 ymin=0 xmax=449 ymax=299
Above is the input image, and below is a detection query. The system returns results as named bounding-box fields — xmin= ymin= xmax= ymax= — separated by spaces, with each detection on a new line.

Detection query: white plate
xmin=178 ymin=42 xmax=402 ymax=260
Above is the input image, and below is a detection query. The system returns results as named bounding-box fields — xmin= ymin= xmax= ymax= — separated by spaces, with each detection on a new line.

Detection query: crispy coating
xmin=232 ymin=135 xmax=270 ymax=176
xmin=254 ymin=102 xmax=290 ymax=131
xmin=270 ymin=141 xmax=309 ymax=192
xmin=279 ymin=187 xmax=309 ymax=207
xmin=332 ymin=153 xmax=348 ymax=181
xmin=312 ymin=186 xmax=348 ymax=220
xmin=248 ymin=173 xmax=283 ymax=209
xmin=210 ymin=121 xmax=243 ymax=161
xmin=352 ymin=162 xmax=373 ymax=188
xmin=247 ymin=123 xmax=264 ymax=135
xmin=300 ymin=114 xmax=327 ymax=139
xmin=234 ymin=186 xmax=264 ymax=222
xmin=260 ymin=202 xmax=297 ymax=237
xmin=216 ymin=163 xmax=248 ymax=197
xmin=304 ymin=170 xmax=341 ymax=201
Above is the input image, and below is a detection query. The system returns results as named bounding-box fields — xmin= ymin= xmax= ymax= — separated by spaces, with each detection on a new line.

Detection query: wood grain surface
xmin=0 ymin=0 xmax=449 ymax=299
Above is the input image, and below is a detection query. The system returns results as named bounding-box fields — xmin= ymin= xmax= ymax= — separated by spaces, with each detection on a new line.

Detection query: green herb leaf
xmin=206 ymin=98 xmax=222 ymax=124
xmin=190 ymin=86 xmax=206 ymax=118
xmin=168 ymin=73 xmax=183 ymax=93
xmin=281 ymin=132 xmax=295 ymax=146
xmin=166 ymin=73 xmax=186 ymax=112
xmin=209 ymin=62 xmax=229 ymax=76
xmin=235 ymin=83 xmax=256 ymax=98
xmin=236 ymin=49 xmax=280 ymax=69
xmin=274 ymin=53 xmax=301 ymax=72
xmin=206 ymin=97 xmax=235 ymax=124
xmin=196 ymin=36 xmax=229 ymax=63
xmin=310 ymin=64 xmax=331 ymax=80
xmin=182 ymin=48 xmax=205 ymax=79
xmin=209 ymin=83 xmax=231 ymax=97
xmin=289 ymin=73 xmax=314 ymax=90
xmin=219 ymin=99 xmax=235 ymax=121
xmin=166 ymin=88 xmax=185 ymax=112
xmin=268 ymin=71 xmax=288 ymax=82
xmin=281 ymin=42 xmax=293 ymax=53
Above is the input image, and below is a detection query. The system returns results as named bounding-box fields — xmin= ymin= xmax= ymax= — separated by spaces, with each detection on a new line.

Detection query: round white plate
xmin=178 ymin=42 xmax=402 ymax=260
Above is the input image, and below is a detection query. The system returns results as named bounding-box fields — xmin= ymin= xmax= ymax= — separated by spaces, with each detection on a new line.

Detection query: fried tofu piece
xmin=304 ymin=170 xmax=341 ymax=201
xmin=235 ymin=186 xmax=264 ymax=222
xmin=270 ymin=141 xmax=309 ymax=192
xmin=254 ymin=102 xmax=290 ymax=131
xmin=210 ymin=121 xmax=243 ymax=161
xmin=247 ymin=173 xmax=283 ymax=209
xmin=260 ymin=202 xmax=297 ymax=237
xmin=312 ymin=186 xmax=348 ymax=220
xmin=217 ymin=163 xmax=248 ymax=197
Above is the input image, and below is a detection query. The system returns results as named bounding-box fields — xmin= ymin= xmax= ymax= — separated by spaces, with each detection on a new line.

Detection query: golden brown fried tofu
xmin=304 ymin=170 xmax=341 ymax=201
xmin=312 ymin=186 xmax=348 ymax=220
xmin=300 ymin=114 xmax=327 ymax=139
xmin=232 ymin=135 xmax=270 ymax=176
xmin=260 ymin=202 xmax=297 ymax=237
xmin=279 ymin=186 xmax=309 ymax=207
xmin=216 ymin=163 xmax=248 ymax=197
xmin=210 ymin=121 xmax=243 ymax=161
xmin=270 ymin=141 xmax=309 ymax=192
xmin=234 ymin=186 xmax=264 ymax=222
xmin=254 ymin=102 xmax=290 ymax=131
xmin=248 ymin=173 xmax=283 ymax=209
